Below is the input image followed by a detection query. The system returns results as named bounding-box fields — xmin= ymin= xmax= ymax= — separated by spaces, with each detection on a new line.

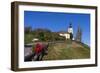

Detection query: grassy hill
xmin=43 ymin=40 xmax=90 ymax=60
xmin=25 ymin=28 xmax=90 ymax=61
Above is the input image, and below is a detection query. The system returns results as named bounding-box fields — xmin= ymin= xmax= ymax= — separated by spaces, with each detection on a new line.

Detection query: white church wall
xmin=59 ymin=33 xmax=70 ymax=39
xmin=68 ymin=28 xmax=73 ymax=34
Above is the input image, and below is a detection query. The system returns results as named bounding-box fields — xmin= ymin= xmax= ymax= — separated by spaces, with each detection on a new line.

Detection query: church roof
xmin=57 ymin=31 xmax=70 ymax=34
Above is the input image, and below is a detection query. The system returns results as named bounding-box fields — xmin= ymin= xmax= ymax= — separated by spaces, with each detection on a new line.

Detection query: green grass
xmin=24 ymin=33 xmax=33 ymax=44
xmin=30 ymin=40 xmax=90 ymax=60
xmin=43 ymin=41 xmax=90 ymax=60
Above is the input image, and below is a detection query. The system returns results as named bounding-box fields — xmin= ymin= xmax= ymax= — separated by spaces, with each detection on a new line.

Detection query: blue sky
xmin=24 ymin=11 xmax=90 ymax=46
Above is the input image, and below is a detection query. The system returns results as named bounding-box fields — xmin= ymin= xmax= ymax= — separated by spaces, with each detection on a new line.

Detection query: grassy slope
xmin=43 ymin=40 xmax=90 ymax=60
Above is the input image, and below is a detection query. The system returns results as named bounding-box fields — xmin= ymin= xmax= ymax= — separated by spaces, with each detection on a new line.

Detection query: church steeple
xmin=75 ymin=25 xmax=82 ymax=42
xmin=69 ymin=23 xmax=72 ymax=28
xmin=68 ymin=22 xmax=73 ymax=40
xmin=68 ymin=22 xmax=73 ymax=34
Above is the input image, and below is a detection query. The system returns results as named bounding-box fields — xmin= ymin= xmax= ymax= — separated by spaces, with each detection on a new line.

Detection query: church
xmin=59 ymin=23 xmax=74 ymax=40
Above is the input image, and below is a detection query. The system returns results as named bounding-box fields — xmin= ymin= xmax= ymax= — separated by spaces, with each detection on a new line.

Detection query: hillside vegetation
xmin=43 ymin=40 xmax=90 ymax=60
xmin=25 ymin=27 xmax=90 ymax=60
xmin=24 ymin=28 xmax=66 ymax=44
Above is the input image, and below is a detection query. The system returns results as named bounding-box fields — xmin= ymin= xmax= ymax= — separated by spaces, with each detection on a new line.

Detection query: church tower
xmin=75 ymin=25 xmax=82 ymax=42
xmin=68 ymin=23 xmax=73 ymax=40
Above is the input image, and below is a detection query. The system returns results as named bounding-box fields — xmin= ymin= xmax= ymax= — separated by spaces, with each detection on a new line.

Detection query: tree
xmin=39 ymin=32 xmax=45 ymax=41
xmin=25 ymin=26 xmax=32 ymax=34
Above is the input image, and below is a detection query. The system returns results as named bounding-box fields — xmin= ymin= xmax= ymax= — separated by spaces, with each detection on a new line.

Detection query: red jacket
xmin=34 ymin=43 xmax=43 ymax=54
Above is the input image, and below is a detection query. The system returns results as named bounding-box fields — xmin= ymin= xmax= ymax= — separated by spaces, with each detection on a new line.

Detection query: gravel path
xmin=24 ymin=47 xmax=32 ymax=57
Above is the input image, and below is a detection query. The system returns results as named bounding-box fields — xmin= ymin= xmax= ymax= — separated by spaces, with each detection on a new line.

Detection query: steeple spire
xmin=75 ymin=25 xmax=82 ymax=42
xmin=69 ymin=23 xmax=72 ymax=28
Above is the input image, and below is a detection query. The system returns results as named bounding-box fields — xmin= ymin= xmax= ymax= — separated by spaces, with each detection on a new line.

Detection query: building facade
xmin=59 ymin=23 xmax=74 ymax=40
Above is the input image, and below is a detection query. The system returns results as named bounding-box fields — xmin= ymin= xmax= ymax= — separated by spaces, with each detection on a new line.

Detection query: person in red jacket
xmin=34 ymin=42 xmax=43 ymax=54
xmin=32 ymin=40 xmax=49 ymax=61
xmin=32 ymin=42 xmax=44 ymax=61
